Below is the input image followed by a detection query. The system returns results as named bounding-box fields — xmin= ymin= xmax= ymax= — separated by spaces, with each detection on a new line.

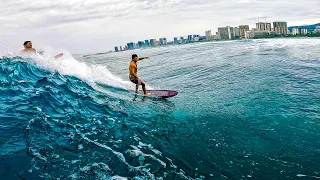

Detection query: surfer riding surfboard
xmin=129 ymin=54 xmax=151 ymax=96
xmin=129 ymin=54 xmax=178 ymax=98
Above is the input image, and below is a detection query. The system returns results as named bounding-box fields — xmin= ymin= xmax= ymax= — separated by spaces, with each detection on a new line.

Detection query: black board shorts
xmin=129 ymin=77 xmax=144 ymax=85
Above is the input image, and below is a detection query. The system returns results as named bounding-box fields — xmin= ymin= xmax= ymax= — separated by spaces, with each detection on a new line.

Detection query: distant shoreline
xmin=83 ymin=36 xmax=320 ymax=57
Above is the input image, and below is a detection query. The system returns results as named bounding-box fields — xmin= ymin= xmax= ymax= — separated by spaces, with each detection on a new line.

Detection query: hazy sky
xmin=1 ymin=0 xmax=319 ymax=54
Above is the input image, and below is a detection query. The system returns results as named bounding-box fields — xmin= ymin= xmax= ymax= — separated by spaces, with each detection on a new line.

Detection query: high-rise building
xmin=229 ymin=27 xmax=235 ymax=39
xmin=239 ymin=25 xmax=250 ymax=39
xmin=245 ymin=30 xmax=255 ymax=39
xmin=256 ymin=22 xmax=272 ymax=32
xmin=127 ymin=42 xmax=135 ymax=50
xmin=114 ymin=46 xmax=119 ymax=52
xmin=188 ymin=35 xmax=193 ymax=41
xmin=301 ymin=29 xmax=308 ymax=35
xmin=292 ymin=28 xmax=300 ymax=35
xmin=150 ymin=39 xmax=156 ymax=47
xmin=193 ymin=35 xmax=200 ymax=42
xmin=159 ymin=38 xmax=168 ymax=45
xmin=218 ymin=27 xmax=228 ymax=40
xmin=159 ymin=38 xmax=163 ymax=45
xmin=218 ymin=26 xmax=235 ymax=40
xmin=174 ymin=37 xmax=178 ymax=44
xmin=205 ymin=30 xmax=213 ymax=41
xmin=138 ymin=41 xmax=145 ymax=48
xmin=180 ymin=37 xmax=185 ymax=43
xmin=155 ymin=40 xmax=160 ymax=46
xmin=273 ymin=21 xmax=288 ymax=35
xmin=212 ymin=35 xmax=218 ymax=40
xmin=245 ymin=30 xmax=267 ymax=39
xmin=144 ymin=40 xmax=150 ymax=46
xmin=215 ymin=32 xmax=220 ymax=40
xmin=233 ymin=27 xmax=240 ymax=38
xmin=120 ymin=46 xmax=123 ymax=51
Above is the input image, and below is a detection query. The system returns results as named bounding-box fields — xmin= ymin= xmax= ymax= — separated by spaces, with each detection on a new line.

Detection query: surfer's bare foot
xmin=144 ymin=93 xmax=151 ymax=96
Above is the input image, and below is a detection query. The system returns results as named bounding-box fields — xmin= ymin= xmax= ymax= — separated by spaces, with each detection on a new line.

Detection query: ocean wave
xmin=0 ymin=56 xmax=192 ymax=179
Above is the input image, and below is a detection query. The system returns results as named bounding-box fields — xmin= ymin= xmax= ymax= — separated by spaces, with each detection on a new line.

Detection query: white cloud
xmin=0 ymin=0 xmax=319 ymax=53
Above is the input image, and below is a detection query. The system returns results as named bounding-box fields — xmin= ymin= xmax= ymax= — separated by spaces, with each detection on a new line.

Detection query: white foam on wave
xmin=29 ymin=49 xmax=134 ymax=90
xmin=126 ymin=145 xmax=166 ymax=168
xmin=4 ymin=47 xmax=154 ymax=93
xmin=11 ymin=45 xmax=156 ymax=93
xmin=0 ymin=47 xmax=134 ymax=90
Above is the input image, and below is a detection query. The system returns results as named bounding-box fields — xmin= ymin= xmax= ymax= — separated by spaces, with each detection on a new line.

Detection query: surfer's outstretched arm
xmin=138 ymin=56 xmax=149 ymax=61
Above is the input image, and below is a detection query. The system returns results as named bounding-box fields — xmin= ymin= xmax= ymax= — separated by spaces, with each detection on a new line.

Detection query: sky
xmin=0 ymin=0 xmax=319 ymax=54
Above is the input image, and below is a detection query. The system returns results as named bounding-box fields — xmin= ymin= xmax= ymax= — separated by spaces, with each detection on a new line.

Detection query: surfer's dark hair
xmin=23 ymin=41 xmax=31 ymax=46
xmin=132 ymin=54 xmax=138 ymax=60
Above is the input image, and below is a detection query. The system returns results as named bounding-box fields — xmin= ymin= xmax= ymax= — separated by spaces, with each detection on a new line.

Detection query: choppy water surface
xmin=1 ymin=38 xmax=319 ymax=179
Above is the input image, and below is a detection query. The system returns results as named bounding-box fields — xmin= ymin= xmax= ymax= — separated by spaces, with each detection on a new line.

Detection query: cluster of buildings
xmin=215 ymin=21 xmax=289 ymax=40
xmin=114 ymin=21 xmax=320 ymax=52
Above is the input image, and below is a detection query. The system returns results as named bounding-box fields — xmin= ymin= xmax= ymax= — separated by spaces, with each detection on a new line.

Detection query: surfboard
xmin=134 ymin=90 xmax=178 ymax=98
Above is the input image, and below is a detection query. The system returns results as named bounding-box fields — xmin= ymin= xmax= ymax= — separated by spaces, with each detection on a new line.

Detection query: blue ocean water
xmin=0 ymin=38 xmax=319 ymax=180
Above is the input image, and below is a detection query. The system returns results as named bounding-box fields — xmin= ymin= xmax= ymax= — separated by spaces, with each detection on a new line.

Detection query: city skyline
xmin=0 ymin=0 xmax=319 ymax=54
xmin=114 ymin=20 xmax=319 ymax=52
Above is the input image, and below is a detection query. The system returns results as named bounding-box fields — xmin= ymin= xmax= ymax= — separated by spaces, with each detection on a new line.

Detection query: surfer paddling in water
xmin=20 ymin=41 xmax=63 ymax=58
xmin=129 ymin=54 xmax=151 ymax=96
xmin=20 ymin=41 xmax=36 ymax=54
